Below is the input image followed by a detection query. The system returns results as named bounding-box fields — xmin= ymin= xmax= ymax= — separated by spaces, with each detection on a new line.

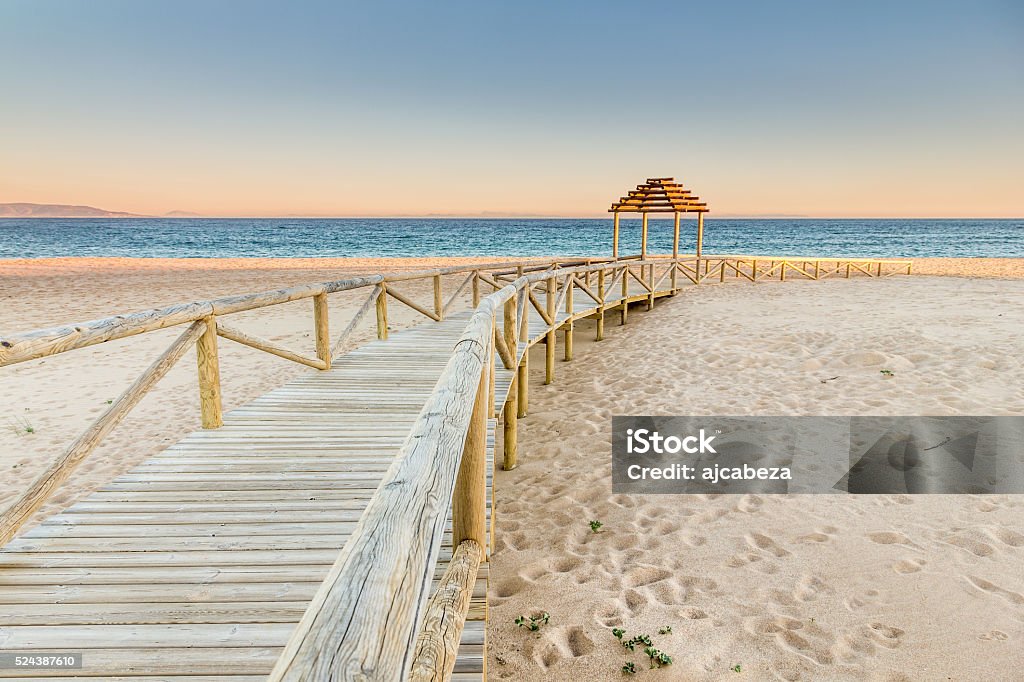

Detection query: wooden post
xmin=695 ymin=212 xmax=704 ymax=282
xmin=313 ymin=293 xmax=331 ymax=370
xmin=620 ymin=265 xmax=629 ymax=325
xmin=544 ymin=276 xmax=555 ymax=384
xmin=780 ymin=261 xmax=787 ymax=281
xmin=596 ymin=268 xmax=606 ymax=341
xmin=752 ymin=259 xmax=757 ymax=281
xmin=502 ymin=299 xmax=518 ymax=470
xmin=696 ymin=212 xmax=705 ymax=257
xmin=512 ymin=284 xmax=528 ymax=413
xmin=452 ymin=358 xmax=488 ymax=550
xmin=846 ymin=263 xmax=852 ymax=278
xmin=671 ymin=212 xmax=680 ymax=292
xmin=640 ymin=212 xmax=649 ymax=260
xmin=876 ymin=262 xmax=883 ymax=277
xmin=376 ymin=284 xmax=389 ymax=340
xmin=196 ymin=315 xmax=223 ymax=429
xmin=516 ymin=356 xmax=528 ymax=419
xmin=719 ymin=261 xmax=726 ymax=282
xmin=472 ymin=272 xmax=480 ymax=307
xmin=612 ymin=213 xmax=620 ymax=260
xmin=647 ymin=261 xmax=655 ymax=310
xmin=564 ymin=276 xmax=574 ymax=361
xmin=517 ymin=290 xmax=529 ymax=418
xmin=814 ymin=261 xmax=820 ymax=279
xmin=433 ymin=274 xmax=443 ymax=320
xmin=489 ymin=321 xmax=496 ymax=419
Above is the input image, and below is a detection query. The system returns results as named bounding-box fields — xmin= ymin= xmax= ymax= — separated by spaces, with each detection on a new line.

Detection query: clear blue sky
xmin=1 ymin=0 xmax=1021 ymax=216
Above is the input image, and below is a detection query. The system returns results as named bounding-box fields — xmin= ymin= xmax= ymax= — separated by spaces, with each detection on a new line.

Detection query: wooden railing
xmin=0 ymin=252 xmax=913 ymax=680
xmin=0 ymin=258 xmax=600 ymax=546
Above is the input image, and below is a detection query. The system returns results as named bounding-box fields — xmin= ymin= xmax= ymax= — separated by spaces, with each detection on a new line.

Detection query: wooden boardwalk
xmin=0 ymin=255 xmax=912 ymax=680
xmin=0 ymin=314 xmax=497 ymax=680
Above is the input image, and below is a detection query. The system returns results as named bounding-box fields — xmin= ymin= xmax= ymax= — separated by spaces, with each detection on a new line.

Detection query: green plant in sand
xmin=589 ymin=520 xmax=603 ymax=533
xmin=8 ymin=416 xmax=35 ymax=435
xmin=643 ymin=646 xmax=672 ymax=668
xmin=515 ymin=612 xmax=550 ymax=631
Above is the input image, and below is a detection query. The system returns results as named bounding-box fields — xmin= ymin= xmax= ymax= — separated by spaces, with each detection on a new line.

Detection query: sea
xmin=0 ymin=218 xmax=1021 ymax=259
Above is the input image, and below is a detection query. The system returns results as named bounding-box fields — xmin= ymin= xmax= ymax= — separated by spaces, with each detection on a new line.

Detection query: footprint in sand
xmin=938 ymin=531 xmax=995 ymax=557
xmin=528 ymin=626 xmax=596 ymax=669
xmin=833 ymin=621 xmax=905 ymax=662
xmin=678 ymin=605 xmax=708 ymax=620
xmin=965 ymin=575 xmax=1024 ymax=605
xmin=793 ymin=573 xmax=830 ymax=602
xmin=979 ymin=629 xmax=1009 ymax=641
xmin=746 ymin=531 xmax=792 ymax=557
xmin=623 ymin=564 xmax=672 ymax=588
xmin=892 ymin=557 xmax=926 ymax=574
xmin=548 ymin=555 xmax=583 ymax=574
xmin=493 ymin=575 xmax=531 ymax=599
xmin=984 ymin=526 xmax=1024 ymax=547
xmin=621 ymin=588 xmax=648 ymax=616
xmin=867 ymin=531 xmax=919 ymax=548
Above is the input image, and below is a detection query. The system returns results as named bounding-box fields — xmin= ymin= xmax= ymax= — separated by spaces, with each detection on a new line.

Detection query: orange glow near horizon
xmin=3 ymin=3 xmax=1022 ymax=219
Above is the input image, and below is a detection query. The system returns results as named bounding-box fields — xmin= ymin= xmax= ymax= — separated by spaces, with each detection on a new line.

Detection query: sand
xmin=488 ymin=267 xmax=1024 ymax=681
xmin=1 ymin=256 xmax=1022 ymax=681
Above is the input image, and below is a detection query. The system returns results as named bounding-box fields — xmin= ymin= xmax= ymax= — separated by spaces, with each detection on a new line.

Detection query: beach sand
xmin=488 ymin=264 xmax=1024 ymax=681
xmin=1 ymin=256 xmax=1022 ymax=681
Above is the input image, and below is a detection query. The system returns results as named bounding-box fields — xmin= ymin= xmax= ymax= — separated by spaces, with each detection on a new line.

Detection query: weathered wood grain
xmin=408 ymin=540 xmax=483 ymax=682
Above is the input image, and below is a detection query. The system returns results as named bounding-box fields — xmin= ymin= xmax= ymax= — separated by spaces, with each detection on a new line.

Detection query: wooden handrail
xmin=0 ymin=276 xmax=383 ymax=367
xmin=408 ymin=539 xmax=483 ymax=682
xmin=216 ymin=320 xmax=328 ymax=370
xmin=0 ymin=320 xmax=207 ymax=545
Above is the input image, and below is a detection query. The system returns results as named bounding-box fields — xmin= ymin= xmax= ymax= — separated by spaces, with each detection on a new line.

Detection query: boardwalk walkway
xmin=0 ymin=256 xmax=911 ymax=680
xmin=0 ymin=314 xmax=496 ymax=680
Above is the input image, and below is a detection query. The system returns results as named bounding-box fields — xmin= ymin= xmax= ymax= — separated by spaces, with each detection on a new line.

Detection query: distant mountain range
xmin=0 ymin=203 xmax=146 ymax=218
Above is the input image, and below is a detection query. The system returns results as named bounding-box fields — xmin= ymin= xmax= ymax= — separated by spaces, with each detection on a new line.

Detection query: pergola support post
xmin=671 ymin=211 xmax=680 ymax=293
xmin=612 ymin=213 xmax=620 ymax=260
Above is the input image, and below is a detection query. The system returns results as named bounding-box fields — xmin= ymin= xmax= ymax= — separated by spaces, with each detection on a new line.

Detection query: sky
xmin=1 ymin=0 xmax=1022 ymax=218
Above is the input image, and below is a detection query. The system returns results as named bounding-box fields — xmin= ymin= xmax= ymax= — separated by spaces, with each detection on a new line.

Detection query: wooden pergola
xmin=608 ymin=177 xmax=709 ymax=260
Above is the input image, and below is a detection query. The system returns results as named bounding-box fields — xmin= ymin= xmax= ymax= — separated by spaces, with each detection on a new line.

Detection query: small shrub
xmin=590 ymin=520 xmax=603 ymax=533
xmin=515 ymin=612 xmax=550 ymax=631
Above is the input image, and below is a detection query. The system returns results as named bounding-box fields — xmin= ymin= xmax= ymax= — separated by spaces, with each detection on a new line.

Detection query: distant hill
xmin=0 ymin=203 xmax=146 ymax=218
xmin=165 ymin=210 xmax=202 ymax=217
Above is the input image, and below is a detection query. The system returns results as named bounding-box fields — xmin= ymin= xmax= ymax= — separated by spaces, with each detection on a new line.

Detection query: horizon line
xmin=5 ymin=214 xmax=1023 ymax=221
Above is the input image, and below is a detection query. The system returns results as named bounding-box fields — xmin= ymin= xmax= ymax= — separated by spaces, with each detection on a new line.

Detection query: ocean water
xmin=0 ymin=218 xmax=1020 ymax=259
